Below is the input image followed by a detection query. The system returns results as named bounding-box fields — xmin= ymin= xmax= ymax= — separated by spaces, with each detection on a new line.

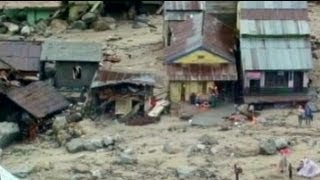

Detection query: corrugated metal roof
xmin=166 ymin=13 xmax=236 ymax=63
xmin=240 ymin=38 xmax=313 ymax=70
xmin=0 ymin=1 xmax=61 ymax=9
xmin=240 ymin=9 xmax=309 ymax=20
xmin=0 ymin=41 xmax=41 ymax=72
xmin=41 ymin=41 xmax=102 ymax=62
xmin=7 ymin=81 xmax=70 ymax=118
xmin=240 ymin=1 xmax=308 ymax=9
xmin=164 ymin=1 xmax=205 ymax=11
xmin=240 ymin=20 xmax=310 ymax=36
xmin=205 ymin=1 xmax=237 ymax=14
xmin=91 ymin=70 xmax=155 ymax=89
xmin=167 ymin=64 xmax=237 ymax=81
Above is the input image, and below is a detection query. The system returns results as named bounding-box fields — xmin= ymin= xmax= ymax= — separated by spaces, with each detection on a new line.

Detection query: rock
xmin=135 ymin=14 xmax=149 ymax=23
xmin=132 ymin=21 xmax=148 ymax=29
xmin=71 ymin=173 xmax=93 ymax=180
xmin=238 ymin=104 xmax=250 ymax=116
xmin=0 ymin=25 xmax=8 ymax=34
xmin=70 ymin=20 xmax=87 ymax=30
xmin=219 ymin=125 xmax=231 ymax=131
xmin=43 ymin=30 xmax=53 ymax=37
xmin=259 ymin=139 xmax=277 ymax=155
xmin=11 ymin=164 xmax=34 ymax=178
xmin=92 ymin=19 xmax=110 ymax=31
xmin=66 ymin=138 xmax=84 ymax=153
xmin=114 ymin=153 xmax=138 ymax=165
xmin=234 ymin=144 xmax=260 ymax=157
xmin=0 ymin=122 xmax=19 ymax=148
xmin=176 ymin=166 xmax=197 ymax=178
xmin=69 ymin=4 xmax=89 ymax=21
xmin=210 ymin=147 xmax=218 ymax=155
xmin=274 ymin=138 xmax=289 ymax=149
xmin=3 ymin=22 xmax=19 ymax=34
xmin=56 ymin=130 xmax=72 ymax=146
xmin=81 ymin=12 xmax=97 ymax=24
xmin=180 ymin=113 xmax=193 ymax=121
xmin=196 ymin=144 xmax=206 ymax=151
xmin=50 ymin=19 xmax=68 ymax=33
xmin=83 ymin=138 xmax=103 ymax=151
xmin=34 ymin=161 xmax=53 ymax=172
xmin=72 ymin=164 xmax=90 ymax=174
xmin=124 ymin=148 xmax=134 ymax=155
xmin=91 ymin=169 xmax=102 ymax=179
xmin=102 ymin=136 xmax=115 ymax=147
xmin=199 ymin=135 xmax=219 ymax=145
xmin=66 ymin=113 xmax=83 ymax=123
xmin=163 ymin=142 xmax=180 ymax=154
xmin=20 ymin=25 xmax=31 ymax=36
xmin=34 ymin=20 xmax=48 ymax=33
xmin=52 ymin=116 xmax=67 ymax=133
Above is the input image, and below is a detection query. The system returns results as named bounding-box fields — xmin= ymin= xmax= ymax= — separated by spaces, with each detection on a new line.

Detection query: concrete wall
xmin=55 ymin=61 xmax=99 ymax=89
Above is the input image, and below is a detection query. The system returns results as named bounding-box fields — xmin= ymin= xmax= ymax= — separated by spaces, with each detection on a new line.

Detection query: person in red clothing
xmin=149 ymin=96 xmax=157 ymax=110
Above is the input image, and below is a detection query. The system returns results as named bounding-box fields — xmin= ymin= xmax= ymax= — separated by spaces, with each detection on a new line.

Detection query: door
xmin=249 ymin=80 xmax=260 ymax=94
xmin=294 ymin=72 xmax=303 ymax=92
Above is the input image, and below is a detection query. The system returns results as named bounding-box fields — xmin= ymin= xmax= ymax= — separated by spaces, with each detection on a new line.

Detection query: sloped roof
xmin=0 ymin=41 xmax=41 ymax=72
xmin=7 ymin=81 xmax=70 ymax=118
xmin=40 ymin=41 xmax=102 ymax=62
xmin=239 ymin=1 xmax=310 ymax=36
xmin=240 ymin=38 xmax=313 ymax=70
xmin=91 ymin=70 xmax=155 ymax=89
xmin=0 ymin=1 xmax=61 ymax=9
xmin=165 ymin=13 xmax=236 ymax=63
xmin=164 ymin=1 xmax=205 ymax=11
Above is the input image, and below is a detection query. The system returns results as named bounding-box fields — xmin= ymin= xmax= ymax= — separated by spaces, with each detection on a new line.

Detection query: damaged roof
xmin=0 ymin=41 xmax=41 ymax=72
xmin=165 ymin=13 xmax=236 ymax=63
xmin=91 ymin=70 xmax=155 ymax=89
xmin=164 ymin=1 xmax=205 ymax=11
xmin=0 ymin=1 xmax=62 ymax=9
xmin=40 ymin=41 xmax=102 ymax=62
xmin=7 ymin=81 xmax=70 ymax=119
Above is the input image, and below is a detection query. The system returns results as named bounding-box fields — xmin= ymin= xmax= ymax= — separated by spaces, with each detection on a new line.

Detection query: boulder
xmin=52 ymin=116 xmax=67 ymax=133
xmin=259 ymin=139 xmax=277 ymax=155
xmin=3 ymin=22 xmax=19 ymax=34
xmin=163 ymin=142 xmax=180 ymax=154
xmin=70 ymin=20 xmax=87 ymax=30
xmin=10 ymin=164 xmax=34 ymax=179
xmin=92 ymin=19 xmax=111 ymax=31
xmin=81 ymin=12 xmax=97 ymax=24
xmin=56 ymin=130 xmax=72 ymax=146
xmin=66 ymin=113 xmax=83 ymax=123
xmin=176 ymin=166 xmax=197 ymax=178
xmin=50 ymin=19 xmax=68 ymax=33
xmin=68 ymin=5 xmax=89 ymax=21
xmin=274 ymin=138 xmax=289 ymax=149
xmin=34 ymin=20 xmax=48 ymax=34
xmin=102 ymin=136 xmax=115 ymax=147
xmin=72 ymin=164 xmax=90 ymax=174
xmin=196 ymin=144 xmax=206 ymax=151
xmin=0 ymin=122 xmax=19 ymax=148
xmin=66 ymin=138 xmax=84 ymax=153
xmin=20 ymin=25 xmax=31 ymax=36
xmin=83 ymin=138 xmax=103 ymax=151
xmin=199 ymin=135 xmax=219 ymax=145
xmin=114 ymin=153 xmax=138 ymax=165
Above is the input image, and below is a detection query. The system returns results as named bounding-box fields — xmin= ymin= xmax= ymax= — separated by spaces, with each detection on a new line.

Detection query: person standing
xmin=297 ymin=105 xmax=305 ymax=127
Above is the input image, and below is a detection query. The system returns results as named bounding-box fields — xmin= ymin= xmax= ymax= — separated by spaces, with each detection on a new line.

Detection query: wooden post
xmin=288 ymin=163 xmax=293 ymax=179
xmin=234 ymin=164 xmax=241 ymax=180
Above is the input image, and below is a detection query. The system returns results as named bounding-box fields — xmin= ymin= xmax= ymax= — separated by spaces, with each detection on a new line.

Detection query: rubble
xmin=3 ymin=22 xmax=19 ymax=34
xmin=176 ymin=166 xmax=198 ymax=179
xmin=10 ymin=164 xmax=35 ymax=179
xmin=66 ymin=136 xmax=116 ymax=153
xmin=198 ymin=134 xmax=219 ymax=145
xmin=66 ymin=138 xmax=84 ymax=153
xmin=0 ymin=122 xmax=20 ymax=148
xmin=114 ymin=152 xmax=138 ymax=165
xmin=49 ymin=19 xmax=68 ymax=33
xmin=163 ymin=141 xmax=180 ymax=154
xmin=81 ymin=12 xmax=97 ymax=24
xmin=70 ymin=20 xmax=87 ymax=30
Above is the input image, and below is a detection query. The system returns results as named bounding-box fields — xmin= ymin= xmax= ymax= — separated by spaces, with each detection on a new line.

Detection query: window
xmin=265 ymin=71 xmax=289 ymax=87
xmin=73 ymin=65 xmax=82 ymax=79
xmin=198 ymin=55 xmax=205 ymax=59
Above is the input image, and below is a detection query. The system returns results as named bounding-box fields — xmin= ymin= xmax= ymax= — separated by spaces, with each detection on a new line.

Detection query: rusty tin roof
xmin=91 ymin=70 xmax=155 ymax=89
xmin=7 ymin=81 xmax=70 ymax=118
xmin=164 ymin=1 xmax=205 ymax=11
xmin=0 ymin=41 xmax=42 ymax=72
xmin=0 ymin=1 xmax=61 ymax=9
xmin=167 ymin=64 xmax=237 ymax=81
xmin=165 ymin=13 xmax=236 ymax=63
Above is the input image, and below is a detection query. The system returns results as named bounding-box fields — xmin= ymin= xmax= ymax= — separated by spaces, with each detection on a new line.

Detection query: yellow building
xmin=165 ymin=13 xmax=238 ymax=104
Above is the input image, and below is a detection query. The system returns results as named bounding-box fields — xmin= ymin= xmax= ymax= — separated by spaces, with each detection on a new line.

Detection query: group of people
xmin=189 ymin=85 xmax=219 ymax=110
xmin=297 ymin=104 xmax=313 ymax=127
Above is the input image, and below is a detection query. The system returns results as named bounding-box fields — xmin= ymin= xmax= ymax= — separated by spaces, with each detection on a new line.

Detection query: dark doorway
xmin=294 ymin=72 xmax=303 ymax=92
xmin=249 ymin=80 xmax=260 ymax=94
xmin=181 ymin=83 xmax=186 ymax=102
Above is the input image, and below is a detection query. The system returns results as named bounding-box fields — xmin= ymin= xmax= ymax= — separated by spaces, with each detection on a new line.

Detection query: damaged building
xmin=40 ymin=41 xmax=102 ymax=92
xmin=90 ymin=70 xmax=155 ymax=123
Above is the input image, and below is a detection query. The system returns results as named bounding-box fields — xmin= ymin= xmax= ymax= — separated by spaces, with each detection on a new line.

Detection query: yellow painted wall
xmin=170 ymin=82 xmax=182 ymax=103
xmin=175 ymin=50 xmax=228 ymax=64
xmin=170 ymin=81 xmax=212 ymax=102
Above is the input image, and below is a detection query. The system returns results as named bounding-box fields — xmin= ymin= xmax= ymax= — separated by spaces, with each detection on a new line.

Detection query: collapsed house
xmin=40 ymin=41 xmax=102 ymax=93
xmin=238 ymin=1 xmax=313 ymax=105
xmin=0 ymin=1 xmax=62 ymax=25
xmin=165 ymin=12 xmax=238 ymax=105
xmin=0 ymin=40 xmax=42 ymax=84
xmin=90 ymin=70 xmax=156 ymax=124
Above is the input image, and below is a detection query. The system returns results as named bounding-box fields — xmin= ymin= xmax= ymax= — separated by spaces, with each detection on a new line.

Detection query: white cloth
xmin=298 ymin=159 xmax=320 ymax=178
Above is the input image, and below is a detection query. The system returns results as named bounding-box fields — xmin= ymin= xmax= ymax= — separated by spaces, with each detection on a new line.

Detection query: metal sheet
xmin=41 ymin=41 xmax=102 ymax=62
xmin=240 ymin=20 xmax=310 ymax=36
xmin=166 ymin=13 xmax=236 ymax=63
xmin=240 ymin=1 xmax=307 ymax=9
xmin=7 ymin=81 xmax=70 ymax=118
xmin=240 ymin=9 xmax=309 ymax=20
xmin=164 ymin=1 xmax=205 ymax=11
xmin=167 ymin=64 xmax=237 ymax=81
xmin=205 ymin=1 xmax=237 ymax=14
xmin=0 ymin=41 xmax=41 ymax=72
xmin=240 ymin=38 xmax=313 ymax=70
